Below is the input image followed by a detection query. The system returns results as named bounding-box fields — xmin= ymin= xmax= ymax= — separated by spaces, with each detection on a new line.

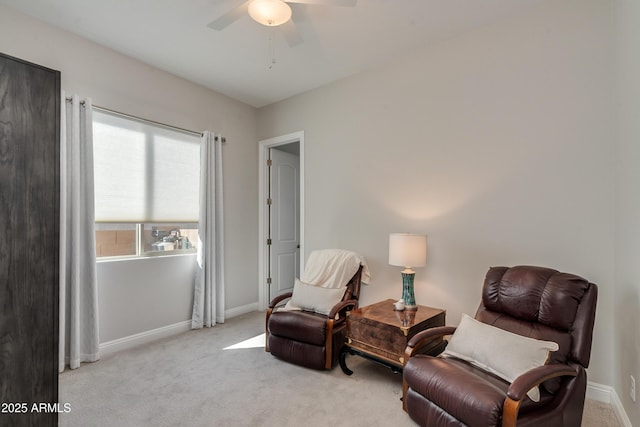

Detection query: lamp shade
xmin=389 ymin=233 xmax=427 ymax=268
xmin=248 ymin=0 xmax=292 ymax=26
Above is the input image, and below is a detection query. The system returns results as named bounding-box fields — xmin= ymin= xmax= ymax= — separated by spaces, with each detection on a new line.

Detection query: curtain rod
xmin=64 ymin=97 xmax=227 ymax=142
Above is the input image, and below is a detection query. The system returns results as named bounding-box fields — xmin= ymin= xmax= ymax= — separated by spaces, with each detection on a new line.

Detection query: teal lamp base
xmin=401 ymin=270 xmax=418 ymax=310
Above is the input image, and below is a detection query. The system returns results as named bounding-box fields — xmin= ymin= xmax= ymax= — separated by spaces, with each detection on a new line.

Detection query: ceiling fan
xmin=207 ymin=0 xmax=357 ymax=47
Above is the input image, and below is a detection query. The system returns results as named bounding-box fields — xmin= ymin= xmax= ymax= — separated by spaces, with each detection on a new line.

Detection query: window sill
xmin=97 ymin=250 xmax=197 ymax=263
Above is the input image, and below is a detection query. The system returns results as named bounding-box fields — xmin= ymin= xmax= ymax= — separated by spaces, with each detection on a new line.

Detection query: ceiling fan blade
xmin=286 ymin=0 xmax=357 ymax=7
xmin=281 ymin=19 xmax=304 ymax=47
xmin=207 ymin=1 xmax=251 ymax=30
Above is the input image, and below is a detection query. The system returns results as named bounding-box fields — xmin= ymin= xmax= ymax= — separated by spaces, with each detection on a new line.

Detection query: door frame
xmin=258 ymin=131 xmax=305 ymax=310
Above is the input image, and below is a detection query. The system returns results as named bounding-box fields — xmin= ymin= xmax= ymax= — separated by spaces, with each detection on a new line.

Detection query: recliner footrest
xmin=268 ymin=310 xmax=329 ymax=346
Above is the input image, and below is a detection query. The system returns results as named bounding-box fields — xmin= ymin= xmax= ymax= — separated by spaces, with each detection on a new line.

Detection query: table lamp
xmin=389 ymin=233 xmax=427 ymax=310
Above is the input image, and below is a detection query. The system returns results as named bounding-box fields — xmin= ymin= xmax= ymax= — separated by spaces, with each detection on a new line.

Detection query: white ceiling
xmin=1 ymin=0 xmax=552 ymax=108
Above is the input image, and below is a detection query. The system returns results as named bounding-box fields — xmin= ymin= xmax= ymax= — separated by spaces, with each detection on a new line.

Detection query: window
xmin=93 ymin=109 xmax=200 ymax=258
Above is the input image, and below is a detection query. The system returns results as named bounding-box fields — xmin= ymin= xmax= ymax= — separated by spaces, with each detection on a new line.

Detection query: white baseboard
xmin=99 ymin=320 xmax=192 ymax=357
xmin=587 ymin=381 xmax=614 ymax=403
xmin=609 ymin=387 xmax=633 ymax=427
xmin=224 ymin=302 xmax=259 ymax=320
xmin=100 ymin=304 xmax=260 ymax=356
xmin=587 ymin=381 xmax=633 ymax=427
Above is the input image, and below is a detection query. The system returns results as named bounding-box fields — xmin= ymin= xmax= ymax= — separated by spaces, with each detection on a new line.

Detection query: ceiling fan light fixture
xmin=248 ymin=0 xmax=292 ymax=27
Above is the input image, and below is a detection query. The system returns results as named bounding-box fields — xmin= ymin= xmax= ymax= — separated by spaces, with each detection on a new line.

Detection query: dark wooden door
xmin=0 ymin=52 xmax=60 ymax=426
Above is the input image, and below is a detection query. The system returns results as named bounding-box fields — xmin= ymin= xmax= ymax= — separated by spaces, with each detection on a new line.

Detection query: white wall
xmin=97 ymin=256 xmax=196 ymax=342
xmin=0 ymin=5 xmax=259 ymax=343
xmin=614 ymin=0 xmax=640 ymax=424
xmin=258 ymin=0 xmax=614 ymax=387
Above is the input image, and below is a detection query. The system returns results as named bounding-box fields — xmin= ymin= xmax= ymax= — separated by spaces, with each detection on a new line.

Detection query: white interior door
xmin=269 ymin=147 xmax=300 ymax=301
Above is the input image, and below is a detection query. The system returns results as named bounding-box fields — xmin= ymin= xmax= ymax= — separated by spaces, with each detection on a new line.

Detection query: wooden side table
xmin=340 ymin=299 xmax=446 ymax=375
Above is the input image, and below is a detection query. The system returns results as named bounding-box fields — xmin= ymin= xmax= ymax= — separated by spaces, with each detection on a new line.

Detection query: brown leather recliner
xmin=402 ymin=265 xmax=598 ymax=427
xmin=265 ymin=250 xmax=365 ymax=370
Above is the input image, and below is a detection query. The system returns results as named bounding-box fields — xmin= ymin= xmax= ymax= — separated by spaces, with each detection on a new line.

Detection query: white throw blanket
xmin=279 ymin=249 xmax=371 ymax=315
xmin=300 ymin=249 xmax=371 ymax=288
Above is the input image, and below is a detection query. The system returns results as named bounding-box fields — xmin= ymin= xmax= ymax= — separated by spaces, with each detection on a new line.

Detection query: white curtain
xmin=59 ymin=93 xmax=100 ymax=372
xmin=192 ymin=131 xmax=225 ymax=328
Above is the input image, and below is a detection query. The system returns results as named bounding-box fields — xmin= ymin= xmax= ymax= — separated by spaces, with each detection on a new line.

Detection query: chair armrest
xmin=401 ymin=325 xmax=456 ymax=412
xmin=502 ymin=364 xmax=578 ymax=427
xmin=268 ymin=292 xmax=293 ymax=309
xmin=507 ymin=363 xmax=578 ymax=401
xmin=404 ymin=326 xmax=456 ymax=361
xmin=328 ymin=299 xmax=358 ymax=319
xmin=265 ymin=292 xmax=293 ymax=353
xmin=407 ymin=326 xmax=457 ymax=349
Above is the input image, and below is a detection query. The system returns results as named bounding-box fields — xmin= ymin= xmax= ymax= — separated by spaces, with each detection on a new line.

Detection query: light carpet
xmin=59 ymin=311 xmax=621 ymax=427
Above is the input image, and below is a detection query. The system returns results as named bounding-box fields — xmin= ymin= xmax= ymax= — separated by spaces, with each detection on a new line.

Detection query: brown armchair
xmin=265 ymin=250 xmax=366 ymax=370
xmin=402 ymin=265 xmax=598 ymax=427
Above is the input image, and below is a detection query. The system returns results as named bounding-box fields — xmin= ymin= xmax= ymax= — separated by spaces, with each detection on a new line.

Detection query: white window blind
xmin=93 ymin=109 xmax=200 ymax=222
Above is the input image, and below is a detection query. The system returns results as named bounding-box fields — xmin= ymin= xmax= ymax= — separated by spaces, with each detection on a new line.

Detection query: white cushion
xmin=284 ymin=279 xmax=347 ymax=316
xmin=442 ymin=313 xmax=559 ymax=402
